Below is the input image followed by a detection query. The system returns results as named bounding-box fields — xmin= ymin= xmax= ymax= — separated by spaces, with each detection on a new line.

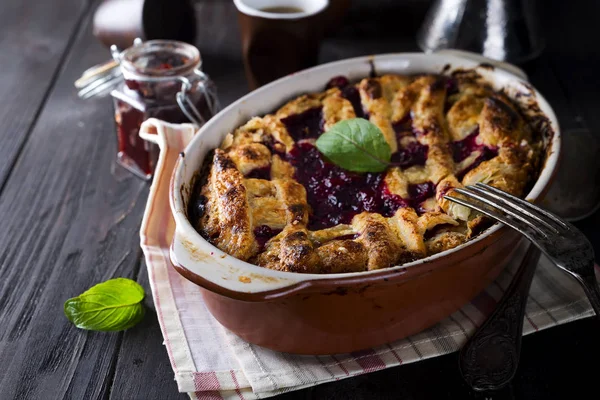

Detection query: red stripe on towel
xmin=230 ymin=370 xmax=244 ymax=400
xmin=351 ymin=348 xmax=387 ymax=373
xmin=194 ymin=372 xmax=221 ymax=391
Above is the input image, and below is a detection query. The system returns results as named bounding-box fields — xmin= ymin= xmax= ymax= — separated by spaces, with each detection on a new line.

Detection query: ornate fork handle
xmin=578 ymin=272 xmax=600 ymax=318
xmin=459 ymin=245 xmax=542 ymax=392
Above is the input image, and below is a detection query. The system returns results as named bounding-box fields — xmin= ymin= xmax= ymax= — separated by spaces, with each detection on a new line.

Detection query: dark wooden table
xmin=1 ymin=0 xmax=599 ymax=399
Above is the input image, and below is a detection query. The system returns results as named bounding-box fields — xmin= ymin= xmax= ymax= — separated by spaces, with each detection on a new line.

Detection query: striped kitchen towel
xmin=139 ymin=119 xmax=598 ymax=400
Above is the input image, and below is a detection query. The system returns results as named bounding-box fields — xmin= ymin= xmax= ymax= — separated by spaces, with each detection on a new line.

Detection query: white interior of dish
xmin=170 ymin=53 xmax=561 ymax=293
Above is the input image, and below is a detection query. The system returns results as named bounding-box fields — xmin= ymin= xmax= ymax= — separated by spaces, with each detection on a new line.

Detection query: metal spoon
xmin=459 ymin=244 xmax=542 ymax=391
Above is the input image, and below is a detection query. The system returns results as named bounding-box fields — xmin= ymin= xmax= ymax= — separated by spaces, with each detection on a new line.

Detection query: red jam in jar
xmin=111 ymin=40 xmax=219 ymax=179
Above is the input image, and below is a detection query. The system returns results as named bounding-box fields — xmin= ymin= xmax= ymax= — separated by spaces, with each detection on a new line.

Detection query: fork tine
xmin=443 ymin=194 xmax=539 ymax=242
xmin=475 ymin=183 xmax=569 ymax=229
xmin=466 ymin=185 xmax=560 ymax=234
xmin=454 ymin=187 xmax=551 ymax=237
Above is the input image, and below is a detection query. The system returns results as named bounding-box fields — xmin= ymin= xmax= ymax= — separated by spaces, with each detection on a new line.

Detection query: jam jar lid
xmin=120 ymin=40 xmax=201 ymax=80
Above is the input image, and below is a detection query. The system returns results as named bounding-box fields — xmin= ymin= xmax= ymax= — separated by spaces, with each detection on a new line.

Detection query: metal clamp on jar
xmin=75 ymin=39 xmax=220 ymax=180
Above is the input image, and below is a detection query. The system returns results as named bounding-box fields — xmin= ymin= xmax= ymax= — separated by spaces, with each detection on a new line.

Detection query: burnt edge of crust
xmin=498 ymin=84 xmax=555 ymax=198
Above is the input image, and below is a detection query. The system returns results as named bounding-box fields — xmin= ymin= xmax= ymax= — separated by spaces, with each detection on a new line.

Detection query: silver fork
xmin=445 ymin=183 xmax=599 ymax=391
xmin=445 ymin=182 xmax=600 ymax=316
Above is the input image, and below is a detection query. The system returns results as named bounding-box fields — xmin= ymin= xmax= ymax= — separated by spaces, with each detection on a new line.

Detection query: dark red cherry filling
xmin=451 ymin=128 xmax=498 ymax=180
xmin=452 ymin=128 xmax=482 ymax=163
xmin=288 ymin=143 xmax=410 ymax=230
xmin=391 ymin=115 xmax=429 ymax=168
xmin=189 ymin=194 xmax=207 ymax=225
xmin=325 ymin=75 xmax=350 ymax=89
xmin=443 ymin=77 xmax=460 ymax=113
xmin=392 ymin=115 xmax=414 ymax=137
xmin=456 ymin=147 xmax=498 ymax=181
xmin=245 ymin=166 xmax=271 ymax=180
xmin=342 ymin=86 xmax=367 ymax=119
xmin=325 ymin=75 xmax=369 ymax=119
xmin=333 ymin=233 xmax=360 ymax=241
xmin=261 ymin=135 xmax=286 ymax=155
xmin=281 ymin=107 xmax=324 ymax=141
xmin=408 ymin=182 xmax=436 ymax=213
xmin=253 ymin=225 xmax=282 ymax=251
xmin=391 ymin=142 xmax=429 ymax=169
xmin=408 ymin=181 xmax=435 ymax=204
xmin=381 ymin=189 xmax=410 ymax=214
xmin=445 ymin=77 xmax=459 ymax=96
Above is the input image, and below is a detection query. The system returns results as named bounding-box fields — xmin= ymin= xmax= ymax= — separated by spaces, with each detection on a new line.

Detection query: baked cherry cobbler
xmin=188 ymin=72 xmax=544 ymax=274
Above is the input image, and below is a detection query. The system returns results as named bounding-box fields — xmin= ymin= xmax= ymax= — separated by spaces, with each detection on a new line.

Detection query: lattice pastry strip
xmin=199 ymin=149 xmax=257 ymax=260
xmin=359 ymin=78 xmax=398 ymax=152
xmin=245 ymin=177 xmax=309 ymax=228
xmin=322 ymin=89 xmax=356 ymax=130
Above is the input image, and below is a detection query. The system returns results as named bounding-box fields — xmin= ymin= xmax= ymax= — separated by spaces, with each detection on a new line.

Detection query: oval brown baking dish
xmin=145 ymin=52 xmax=560 ymax=355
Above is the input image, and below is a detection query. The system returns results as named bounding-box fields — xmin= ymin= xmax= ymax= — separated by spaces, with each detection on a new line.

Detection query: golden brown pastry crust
xmin=192 ymin=72 xmax=544 ymax=274
xmin=199 ymin=149 xmax=257 ymax=260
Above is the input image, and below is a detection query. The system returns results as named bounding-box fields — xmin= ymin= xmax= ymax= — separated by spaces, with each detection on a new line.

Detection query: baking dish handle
xmin=435 ymin=49 xmax=529 ymax=82
xmin=139 ymin=118 xmax=197 ymax=148
xmin=138 ymin=118 xmax=197 ymax=246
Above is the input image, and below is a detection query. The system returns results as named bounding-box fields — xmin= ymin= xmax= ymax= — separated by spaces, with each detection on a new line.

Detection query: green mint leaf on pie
xmin=64 ymin=278 xmax=145 ymax=331
xmin=315 ymin=118 xmax=391 ymax=173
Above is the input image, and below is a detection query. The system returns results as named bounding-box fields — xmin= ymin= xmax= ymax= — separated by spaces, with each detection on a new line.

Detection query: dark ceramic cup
xmin=234 ymin=0 xmax=329 ymax=90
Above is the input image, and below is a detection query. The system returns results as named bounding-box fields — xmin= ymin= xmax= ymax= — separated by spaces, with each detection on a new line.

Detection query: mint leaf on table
xmin=315 ymin=118 xmax=391 ymax=173
xmin=64 ymin=278 xmax=145 ymax=331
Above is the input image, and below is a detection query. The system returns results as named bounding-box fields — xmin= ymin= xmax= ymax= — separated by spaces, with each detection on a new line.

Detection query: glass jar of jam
xmin=110 ymin=40 xmax=219 ymax=179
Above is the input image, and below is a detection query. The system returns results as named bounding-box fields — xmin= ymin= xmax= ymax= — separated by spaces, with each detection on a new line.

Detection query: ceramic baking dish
xmin=141 ymin=51 xmax=560 ymax=354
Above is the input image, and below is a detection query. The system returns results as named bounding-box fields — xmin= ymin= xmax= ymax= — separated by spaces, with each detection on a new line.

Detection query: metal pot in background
xmin=416 ymin=0 xmax=545 ymax=64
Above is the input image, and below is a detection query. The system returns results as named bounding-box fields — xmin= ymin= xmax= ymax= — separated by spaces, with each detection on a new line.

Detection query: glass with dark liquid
xmin=259 ymin=6 xmax=305 ymax=13
xmin=110 ymin=40 xmax=219 ymax=179
xmin=234 ymin=0 xmax=329 ymax=89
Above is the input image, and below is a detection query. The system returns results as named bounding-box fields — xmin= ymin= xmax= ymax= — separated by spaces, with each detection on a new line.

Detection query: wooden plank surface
xmin=0 ymin=0 xmax=91 ymax=188
xmin=0 ymin=6 xmax=150 ymax=400
xmin=1 ymin=0 xmax=599 ymax=399
xmin=109 ymin=263 xmax=182 ymax=400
